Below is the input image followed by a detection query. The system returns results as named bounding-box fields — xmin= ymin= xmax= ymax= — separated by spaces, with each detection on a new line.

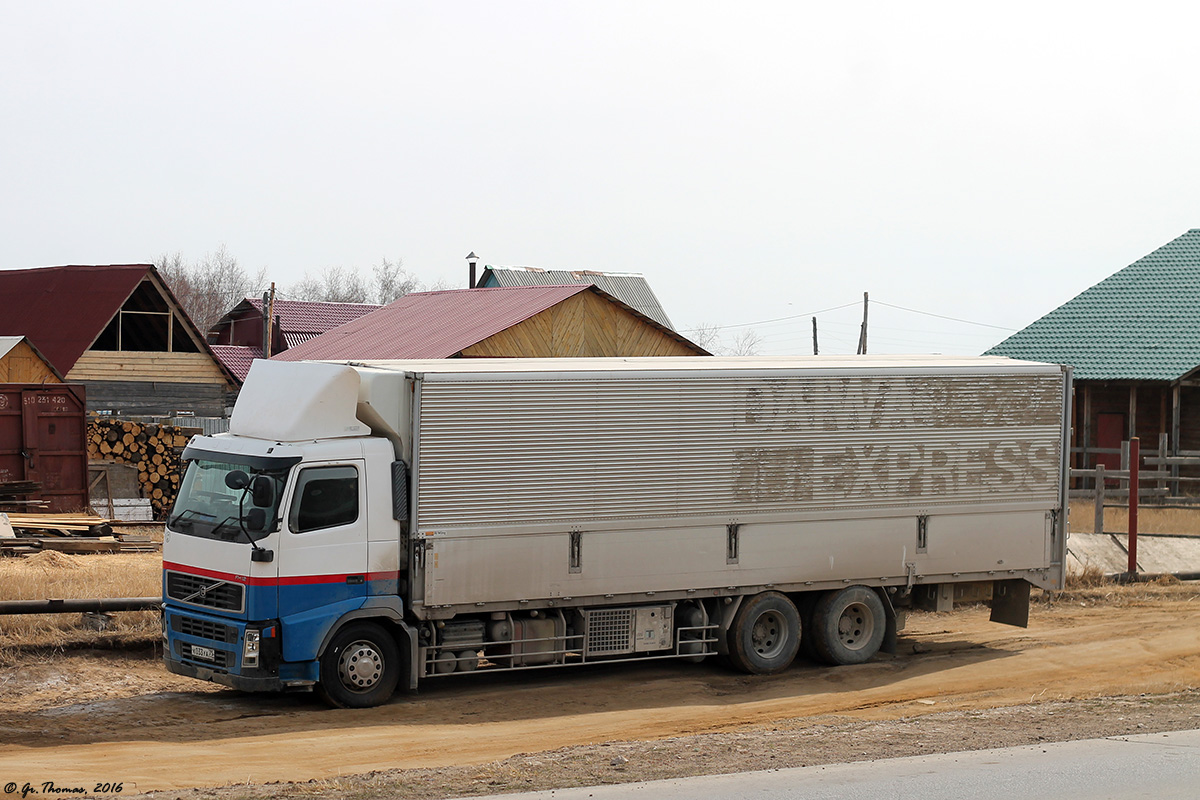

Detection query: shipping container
xmin=0 ymin=384 xmax=89 ymax=512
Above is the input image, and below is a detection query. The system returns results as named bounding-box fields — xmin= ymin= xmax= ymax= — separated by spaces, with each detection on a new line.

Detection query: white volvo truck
xmin=162 ymin=356 xmax=1071 ymax=707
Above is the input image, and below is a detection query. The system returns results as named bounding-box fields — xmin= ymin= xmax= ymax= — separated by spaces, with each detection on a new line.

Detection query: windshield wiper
xmin=168 ymin=508 xmax=210 ymax=531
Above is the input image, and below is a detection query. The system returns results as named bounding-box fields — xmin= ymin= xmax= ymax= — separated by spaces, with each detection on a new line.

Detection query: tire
xmin=316 ymin=622 xmax=401 ymax=708
xmin=726 ymin=592 xmax=801 ymax=674
xmin=810 ymin=586 xmax=886 ymax=666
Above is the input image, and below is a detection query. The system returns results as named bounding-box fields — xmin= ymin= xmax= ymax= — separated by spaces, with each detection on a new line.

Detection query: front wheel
xmin=726 ymin=591 xmax=801 ymax=674
xmin=810 ymin=586 xmax=886 ymax=666
xmin=317 ymin=622 xmax=401 ymax=708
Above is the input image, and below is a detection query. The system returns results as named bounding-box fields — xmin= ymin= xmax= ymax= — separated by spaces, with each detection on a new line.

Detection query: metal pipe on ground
xmin=0 ymin=597 xmax=160 ymax=615
xmin=1106 ymin=571 xmax=1200 ymax=584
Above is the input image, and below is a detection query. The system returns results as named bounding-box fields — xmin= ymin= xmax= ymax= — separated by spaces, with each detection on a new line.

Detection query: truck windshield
xmin=168 ymin=458 xmax=293 ymax=542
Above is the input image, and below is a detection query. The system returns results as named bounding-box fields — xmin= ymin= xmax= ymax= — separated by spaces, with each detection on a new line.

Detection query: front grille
xmin=175 ymin=615 xmax=238 ymax=644
xmin=583 ymin=608 xmax=635 ymax=655
xmin=178 ymin=641 xmax=232 ymax=668
xmin=166 ymin=571 xmax=244 ymax=612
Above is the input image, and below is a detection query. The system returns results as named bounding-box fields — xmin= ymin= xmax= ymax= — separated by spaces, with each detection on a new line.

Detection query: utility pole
xmin=262 ymin=283 xmax=276 ymax=358
xmin=856 ymin=292 xmax=869 ymax=355
xmin=812 ymin=317 xmax=819 ymax=355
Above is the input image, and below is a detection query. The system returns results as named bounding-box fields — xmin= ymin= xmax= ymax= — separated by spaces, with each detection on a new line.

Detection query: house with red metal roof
xmin=273 ymin=285 xmax=708 ymax=362
xmin=0 ymin=265 xmax=237 ymax=417
xmin=207 ymin=297 xmax=382 ymax=382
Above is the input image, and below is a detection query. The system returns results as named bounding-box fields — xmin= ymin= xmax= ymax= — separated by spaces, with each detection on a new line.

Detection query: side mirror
xmin=225 ymin=470 xmax=250 ymax=491
xmin=245 ymin=507 xmax=268 ymax=532
xmin=251 ymin=475 xmax=275 ymax=508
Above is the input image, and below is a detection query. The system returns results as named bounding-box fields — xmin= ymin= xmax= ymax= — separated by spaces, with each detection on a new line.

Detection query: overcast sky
xmin=2 ymin=2 xmax=1197 ymax=356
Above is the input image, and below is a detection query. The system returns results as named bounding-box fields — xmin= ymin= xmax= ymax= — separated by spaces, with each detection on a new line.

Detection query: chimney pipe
xmin=466 ymin=252 xmax=479 ymax=289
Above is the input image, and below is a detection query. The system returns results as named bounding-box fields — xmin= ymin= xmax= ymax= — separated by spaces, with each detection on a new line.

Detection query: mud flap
xmin=876 ymin=588 xmax=899 ymax=654
xmin=990 ymin=579 xmax=1030 ymax=628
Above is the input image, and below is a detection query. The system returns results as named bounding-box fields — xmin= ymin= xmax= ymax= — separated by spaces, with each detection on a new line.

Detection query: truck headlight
xmin=243 ymin=629 xmax=261 ymax=667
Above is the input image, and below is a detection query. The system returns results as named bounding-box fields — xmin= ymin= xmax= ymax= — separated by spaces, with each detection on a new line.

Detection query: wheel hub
xmin=751 ymin=610 xmax=786 ymax=658
xmin=837 ymin=603 xmax=874 ymax=650
xmin=339 ymin=642 xmax=383 ymax=690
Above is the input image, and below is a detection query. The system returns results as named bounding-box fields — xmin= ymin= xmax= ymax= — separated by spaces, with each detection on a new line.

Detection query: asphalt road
xmin=455 ymin=729 xmax=1200 ymax=800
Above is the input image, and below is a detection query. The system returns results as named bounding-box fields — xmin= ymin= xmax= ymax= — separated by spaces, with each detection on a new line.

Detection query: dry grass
xmin=1068 ymin=499 xmax=1200 ymax=535
xmin=1065 ymin=563 xmax=1109 ymax=588
xmin=0 ymin=551 xmax=161 ymax=661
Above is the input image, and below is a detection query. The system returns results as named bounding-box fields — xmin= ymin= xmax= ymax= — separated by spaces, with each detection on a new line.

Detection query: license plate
xmin=191 ymin=644 xmax=217 ymax=661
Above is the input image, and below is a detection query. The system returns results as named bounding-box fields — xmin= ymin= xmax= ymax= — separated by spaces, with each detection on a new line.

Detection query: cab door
xmin=276 ymin=459 xmax=370 ymax=661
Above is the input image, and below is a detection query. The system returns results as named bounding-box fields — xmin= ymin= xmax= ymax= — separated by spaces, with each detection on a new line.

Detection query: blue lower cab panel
xmin=279 ymin=596 xmax=368 ymax=662
xmin=165 ymin=604 xmax=247 ymax=672
xmin=163 ymin=604 xmax=290 ymax=686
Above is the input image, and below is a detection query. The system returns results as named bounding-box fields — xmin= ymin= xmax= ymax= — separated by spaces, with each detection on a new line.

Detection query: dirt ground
xmin=2 ymin=583 xmax=1200 ymax=799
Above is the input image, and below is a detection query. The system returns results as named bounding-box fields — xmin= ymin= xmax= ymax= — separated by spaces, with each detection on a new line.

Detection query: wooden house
xmin=0 ymin=265 xmax=237 ymax=417
xmin=987 ymin=228 xmax=1200 ymax=488
xmin=274 ymin=285 xmax=709 ymax=362
xmin=0 ymin=336 xmax=63 ymax=383
xmin=208 ymin=297 xmax=381 ymax=383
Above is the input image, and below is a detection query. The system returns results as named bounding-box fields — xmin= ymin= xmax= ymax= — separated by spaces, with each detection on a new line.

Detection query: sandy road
xmin=2 ymin=591 xmax=1199 ymax=792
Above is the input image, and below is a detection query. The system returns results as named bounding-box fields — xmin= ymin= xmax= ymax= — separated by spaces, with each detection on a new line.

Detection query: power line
xmin=870 ymin=300 xmax=1017 ymax=331
xmin=683 ymin=301 xmax=861 ymax=333
xmin=686 ymin=297 xmax=1019 ymax=341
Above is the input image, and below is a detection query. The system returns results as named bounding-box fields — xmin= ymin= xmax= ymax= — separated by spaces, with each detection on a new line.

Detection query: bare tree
xmin=290 ymin=266 xmax=371 ymax=304
xmin=290 ymin=259 xmax=423 ymax=305
xmin=684 ymin=322 xmax=722 ymax=353
xmin=729 ymin=328 xmax=762 ymax=356
xmin=681 ymin=323 xmax=761 ymax=356
xmin=155 ymin=246 xmax=267 ymax=334
xmin=373 ymin=257 xmax=421 ymax=304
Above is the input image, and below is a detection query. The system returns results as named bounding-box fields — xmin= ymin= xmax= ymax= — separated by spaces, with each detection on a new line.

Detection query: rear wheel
xmin=726 ymin=592 xmax=801 ymax=674
xmin=317 ymin=622 xmax=400 ymax=708
xmin=811 ymin=586 xmax=886 ymax=665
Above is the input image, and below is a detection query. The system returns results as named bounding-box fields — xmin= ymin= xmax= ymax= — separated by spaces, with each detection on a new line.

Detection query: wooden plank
xmin=67 ymin=351 xmax=230 ymax=384
xmin=38 ymin=538 xmax=122 ymax=553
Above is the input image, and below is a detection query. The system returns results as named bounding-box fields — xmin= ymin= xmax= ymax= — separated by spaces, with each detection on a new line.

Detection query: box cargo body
xmin=0 ymin=384 xmax=89 ymax=512
xmin=162 ymin=356 xmax=1070 ymax=708
xmin=407 ymin=358 xmax=1068 ymax=615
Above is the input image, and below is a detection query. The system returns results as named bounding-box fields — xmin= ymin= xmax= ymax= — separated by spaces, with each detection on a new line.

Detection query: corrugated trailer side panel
xmin=413 ymin=366 xmax=1068 ymax=610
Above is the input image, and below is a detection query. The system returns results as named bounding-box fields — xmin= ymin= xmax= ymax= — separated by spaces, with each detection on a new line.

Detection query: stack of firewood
xmin=87 ymin=420 xmax=193 ymax=519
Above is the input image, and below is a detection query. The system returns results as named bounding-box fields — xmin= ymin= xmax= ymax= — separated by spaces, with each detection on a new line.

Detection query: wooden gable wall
xmin=0 ymin=340 xmax=62 ymax=383
xmin=461 ymin=290 xmax=701 ymax=358
xmin=63 ymin=274 xmax=235 ymax=417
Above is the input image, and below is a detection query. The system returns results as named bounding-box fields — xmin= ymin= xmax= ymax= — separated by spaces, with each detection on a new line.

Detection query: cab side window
xmin=289 ymin=466 xmax=359 ymax=533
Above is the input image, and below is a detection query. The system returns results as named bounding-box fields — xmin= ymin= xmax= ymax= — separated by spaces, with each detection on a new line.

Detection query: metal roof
xmin=210 ymin=344 xmax=259 ymax=383
xmin=274 ymin=285 xmax=597 ymax=361
xmin=346 ymin=354 xmax=1064 ymax=377
xmin=986 ymin=229 xmax=1200 ymax=381
xmin=477 ymin=266 xmax=675 ymax=329
xmin=240 ymin=297 xmax=381 ymax=336
xmin=0 ymin=265 xmax=149 ymax=373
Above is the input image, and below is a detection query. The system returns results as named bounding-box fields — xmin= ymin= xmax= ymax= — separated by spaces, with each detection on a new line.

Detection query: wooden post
xmin=856 ymin=292 xmax=868 ymax=355
xmin=1158 ymin=432 xmax=1168 ymax=499
xmin=1128 ymin=437 xmax=1139 ymax=575
xmin=1172 ymin=384 xmax=1182 ymax=497
xmin=812 ymin=317 xmax=818 ymax=356
xmin=1129 ymin=385 xmax=1137 ymax=440
xmin=1082 ymin=385 xmax=1093 ymax=489
xmin=1094 ymin=463 xmax=1105 ymax=534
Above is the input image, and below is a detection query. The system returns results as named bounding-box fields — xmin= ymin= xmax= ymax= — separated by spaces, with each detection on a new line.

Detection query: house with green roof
xmin=987 ymin=228 xmax=1200 ymax=488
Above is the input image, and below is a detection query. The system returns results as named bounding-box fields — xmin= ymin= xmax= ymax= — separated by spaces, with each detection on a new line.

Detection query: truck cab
xmin=162 ymin=362 xmax=413 ymax=706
